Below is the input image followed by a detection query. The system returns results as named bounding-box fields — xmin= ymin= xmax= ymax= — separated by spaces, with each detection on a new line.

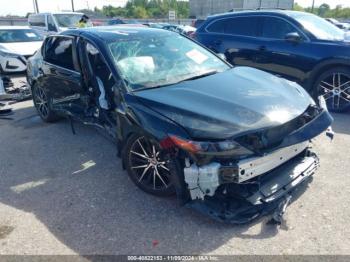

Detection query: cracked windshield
xmin=109 ymin=34 xmax=229 ymax=90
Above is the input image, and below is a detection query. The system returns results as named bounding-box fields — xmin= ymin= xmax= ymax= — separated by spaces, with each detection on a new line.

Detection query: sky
xmin=0 ymin=0 xmax=128 ymax=16
xmin=1 ymin=0 xmax=350 ymax=16
xmin=295 ymin=0 xmax=350 ymax=8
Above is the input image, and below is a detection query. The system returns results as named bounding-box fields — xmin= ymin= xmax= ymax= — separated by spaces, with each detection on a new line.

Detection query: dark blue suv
xmin=195 ymin=10 xmax=350 ymax=112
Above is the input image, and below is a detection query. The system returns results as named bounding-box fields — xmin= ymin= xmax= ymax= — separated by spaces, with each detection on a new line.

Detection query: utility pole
xmin=311 ymin=0 xmax=316 ymax=12
xmin=71 ymin=0 xmax=75 ymax=12
xmin=33 ymin=0 xmax=39 ymax=13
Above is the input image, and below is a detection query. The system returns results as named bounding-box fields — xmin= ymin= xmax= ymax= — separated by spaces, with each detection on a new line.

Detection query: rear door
xmin=40 ymin=35 xmax=84 ymax=110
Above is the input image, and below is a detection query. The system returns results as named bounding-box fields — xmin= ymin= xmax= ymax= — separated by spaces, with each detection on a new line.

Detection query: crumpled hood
xmin=135 ymin=67 xmax=314 ymax=139
xmin=0 ymin=41 xmax=42 ymax=56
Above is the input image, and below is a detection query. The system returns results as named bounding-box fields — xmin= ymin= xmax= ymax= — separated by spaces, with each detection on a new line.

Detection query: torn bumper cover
xmin=181 ymin=109 xmax=332 ymax=224
xmin=186 ymin=150 xmax=318 ymax=224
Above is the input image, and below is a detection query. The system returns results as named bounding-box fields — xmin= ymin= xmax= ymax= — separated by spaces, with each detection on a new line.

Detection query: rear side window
xmin=224 ymin=17 xmax=260 ymax=37
xmin=206 ymin=19 xmax=226 ymax=33
xmin=207 ymin=16 xmax=260 ymax=37
xmin=262 ymin=17 xmax=296 ymax=39
xmin=29 ymin=15 xmax=46 ymax=27
xmin=44 ymin=36 xmax=75 ymax=70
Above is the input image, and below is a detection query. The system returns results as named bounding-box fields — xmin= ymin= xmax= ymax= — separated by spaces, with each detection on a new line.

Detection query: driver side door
xmin=254 ymin=16 xmax=317 ymax=85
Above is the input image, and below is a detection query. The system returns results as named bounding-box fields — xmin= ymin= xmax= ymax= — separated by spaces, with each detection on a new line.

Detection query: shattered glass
xmin=108 ymin=35 xmax=229 ymax=90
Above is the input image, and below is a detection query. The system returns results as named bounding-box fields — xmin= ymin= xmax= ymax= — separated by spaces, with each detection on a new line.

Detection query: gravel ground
xmin=0 ymin=100 xmax=349 ymax=256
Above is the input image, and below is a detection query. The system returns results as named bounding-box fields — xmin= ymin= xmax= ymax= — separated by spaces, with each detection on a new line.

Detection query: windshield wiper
xmin=182 ymin=70 xmax=218 ymax=81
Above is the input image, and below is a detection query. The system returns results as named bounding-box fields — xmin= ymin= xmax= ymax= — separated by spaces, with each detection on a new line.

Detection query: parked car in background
xmin=27 ymin=27 xmax=332 ymax=223
xmin=196 ymin=10 xmax=350 ymax=112
xmin=106 ymin=18 xmax=125 ymax=25
xmin=144 ymin=22 xmax=170 ymax=29
xmin=191 ymin=19 xmax=205 ymax=28
xmin=28 ymin=12 xmax=92 ymax=35
xmin=0 ymin=26 xmax=43 ymax=74
xmin=325 ymin=18 xmax=350 ymax=30
xmin=163 ymin=24 xmax=196 ymax=37
xmin=91 ymin=19 xmax=105 ymax=27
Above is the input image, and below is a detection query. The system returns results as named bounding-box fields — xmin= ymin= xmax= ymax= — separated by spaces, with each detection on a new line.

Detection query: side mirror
xmin=285 ymin=32 xmax=302 ymax=43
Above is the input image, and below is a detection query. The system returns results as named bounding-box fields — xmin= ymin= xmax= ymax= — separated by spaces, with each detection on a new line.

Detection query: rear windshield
xmin=0 ymin=29 xmax=43 ymax=43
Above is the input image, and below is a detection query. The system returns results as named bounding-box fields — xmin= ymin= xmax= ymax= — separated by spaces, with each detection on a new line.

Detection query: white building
xmin=189 ymin=0 xmax=295 ymax=18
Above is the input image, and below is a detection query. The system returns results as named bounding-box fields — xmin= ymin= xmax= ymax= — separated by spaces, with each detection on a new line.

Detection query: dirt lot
xmin=0 ymin=100 xmax=349 ymax=255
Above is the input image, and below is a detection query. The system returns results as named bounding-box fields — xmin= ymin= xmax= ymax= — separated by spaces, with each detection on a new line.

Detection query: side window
xmin=224 ymin=17 xmax=260 ymax=37
xmin=44 ymin=36 xmax=75 ymax=71
xmin=206 ymin=19 xmax=226 ymax=33
xmin=29 ymin=15 xmax=46 ymax=27
xmin=47 ymin=16 xmax=57 ymax=32
xmin=262 ymin=17 xmax=296 ymax=39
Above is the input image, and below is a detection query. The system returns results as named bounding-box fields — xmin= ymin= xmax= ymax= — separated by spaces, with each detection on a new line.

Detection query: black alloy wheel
xmin=32 ymin=83 xmax=59 ymax=122
xmin=317 ymin=67 xmax=350 ymax=112
xmin=125 ymin=134 xmax=175 ymax=196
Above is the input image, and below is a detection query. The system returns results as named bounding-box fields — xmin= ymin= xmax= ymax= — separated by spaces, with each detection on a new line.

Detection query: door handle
xmin=259 ymin=45 xmax=267 ymax=51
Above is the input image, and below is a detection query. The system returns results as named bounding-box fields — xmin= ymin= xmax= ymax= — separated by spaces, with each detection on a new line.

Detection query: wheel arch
xmin=308 ymin=58 xmax=350 ymax=91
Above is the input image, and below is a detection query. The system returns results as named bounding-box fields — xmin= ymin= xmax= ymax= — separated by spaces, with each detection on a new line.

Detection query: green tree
xmin=99 ymin=0 xmax=192 ymax=19
xmin=293 ymin=3 xmax=304 ymax=11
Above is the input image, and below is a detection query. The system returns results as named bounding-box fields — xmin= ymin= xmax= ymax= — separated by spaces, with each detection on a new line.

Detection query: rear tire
xmin=32 ymin=83 xmax=60 ymax=122
xmin=124 ymin=133 xmax=175 ymax=197
xmin=314 ymin=67 xmax=350 ymax=112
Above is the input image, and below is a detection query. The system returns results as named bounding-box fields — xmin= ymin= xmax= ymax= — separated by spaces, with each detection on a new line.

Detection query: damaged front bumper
xmin=175 ymin=107 xmax=332 ymax=224
xmin=184 ymin=146 xmax=319 ymax=224
xmin=0 ymin=76 xmax=31 ymax=101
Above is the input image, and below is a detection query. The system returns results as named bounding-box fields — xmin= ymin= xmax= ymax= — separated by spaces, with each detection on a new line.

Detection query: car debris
xmin=0 ymin=102 xmax=13 ymax=119
xmin=0 ymin=76 xmax=31 ymax=102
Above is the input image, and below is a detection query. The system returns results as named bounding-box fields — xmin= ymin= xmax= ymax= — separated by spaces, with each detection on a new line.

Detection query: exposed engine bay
xmin=182 ymin=143 xmax=318 ymax=224
xmin=184 ymin=141 xmax=310 ymax=201
xmin=168 ymin=104 xmax=333 ymax=225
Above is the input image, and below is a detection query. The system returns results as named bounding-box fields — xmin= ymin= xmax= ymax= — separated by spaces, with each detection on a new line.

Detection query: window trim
xmin=206 ymin=15 xmax=260 ymax=37
xmin=205 ymin=14 xmax=310 ymax=42
xmin=43 ymin=35 xmax=80 ymax=72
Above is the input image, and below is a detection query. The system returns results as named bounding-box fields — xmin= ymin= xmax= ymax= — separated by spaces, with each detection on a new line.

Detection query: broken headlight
xmin=160 ymin=135 xmax=254 ymax=156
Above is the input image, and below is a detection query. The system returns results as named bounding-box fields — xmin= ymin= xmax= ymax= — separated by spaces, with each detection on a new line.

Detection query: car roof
xmin=0 ymin=26 xmax=31 ymax=30
xmin=29 ymin=12 xmax=83 ymax=16
xmin=207 ymin=10 xmax=306 ymax=20
xmin=63 ymin=26 xmax=173 ymax=42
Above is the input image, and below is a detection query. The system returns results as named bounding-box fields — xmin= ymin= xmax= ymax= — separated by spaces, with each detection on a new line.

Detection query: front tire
xmin=315 ymin=67 xmax=350 ymax=112
xmin=124 ymin=134 xmax=175 ymax=197
xmin=32 ymin=83 xmax=60 ymax=122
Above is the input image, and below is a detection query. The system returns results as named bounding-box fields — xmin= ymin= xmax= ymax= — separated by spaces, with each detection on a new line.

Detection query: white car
xmin=28 ymin=12 xmax=92 ymax=35
xmin=0 ymin=26 xmax=43 ymax=74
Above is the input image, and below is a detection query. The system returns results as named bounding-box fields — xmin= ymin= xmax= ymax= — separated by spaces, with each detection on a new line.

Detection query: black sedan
xmin=27 ymin=27 xmax=332 ymax=223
